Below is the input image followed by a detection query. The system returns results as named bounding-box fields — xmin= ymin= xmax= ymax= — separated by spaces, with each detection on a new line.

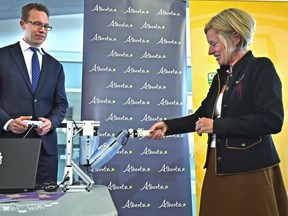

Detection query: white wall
xmin=0 ymin=14 xmax=84 ymax=62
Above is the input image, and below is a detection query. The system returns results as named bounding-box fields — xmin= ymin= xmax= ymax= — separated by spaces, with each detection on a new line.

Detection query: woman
xmin=147 ymin=8 xmax=288 ymax=216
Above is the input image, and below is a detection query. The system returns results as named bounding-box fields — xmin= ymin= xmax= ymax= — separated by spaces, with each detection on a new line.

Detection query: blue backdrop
xmin=81 ymin=0 xmax=192 ymax=215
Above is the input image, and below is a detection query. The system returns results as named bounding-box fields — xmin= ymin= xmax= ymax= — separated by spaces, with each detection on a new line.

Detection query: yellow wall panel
xmin=189 ymin=1 xmax=288 ymax=214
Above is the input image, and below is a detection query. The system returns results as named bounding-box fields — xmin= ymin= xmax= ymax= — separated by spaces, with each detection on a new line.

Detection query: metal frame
xmin=59 ymin=120 xmax=100 ymax=192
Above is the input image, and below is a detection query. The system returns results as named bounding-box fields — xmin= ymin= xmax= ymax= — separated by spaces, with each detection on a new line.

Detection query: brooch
xmin=234 ymin=74 xmax=244 ymax=99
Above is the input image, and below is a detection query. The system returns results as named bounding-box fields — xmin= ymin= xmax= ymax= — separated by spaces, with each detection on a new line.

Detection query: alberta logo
xmin=208 ymin=72 xmax=216 ymax=86
xmin=107 ymin=182 xmax=133 ymax=190
xmin=122 ymin=200 xmax=151 ymax=209
xmin=158 ymin=199 xmax=187 ymax=208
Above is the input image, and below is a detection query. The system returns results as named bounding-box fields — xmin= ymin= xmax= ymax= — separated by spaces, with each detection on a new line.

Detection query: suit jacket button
xmin=217 ymin=157 xmax=222 ymax=162
xmin=241 ymin=143 xmax=246 ymax=147
xmin=34 ymin=99 xmax=37 ymax=102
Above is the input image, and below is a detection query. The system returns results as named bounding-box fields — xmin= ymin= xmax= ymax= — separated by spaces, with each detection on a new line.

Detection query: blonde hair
xmin=204 ymin=8 xmax=255 ymax=50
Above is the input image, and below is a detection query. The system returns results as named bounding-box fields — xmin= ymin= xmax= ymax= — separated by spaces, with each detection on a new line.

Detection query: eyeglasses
xmin=26 ymin=20 xmax=52 ymax=31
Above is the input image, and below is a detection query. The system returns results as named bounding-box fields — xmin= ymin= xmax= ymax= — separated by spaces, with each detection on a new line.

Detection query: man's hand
xmin=35 ymin=117 xmax=52 ymax=136
xmin=7 ymin=116 xmax=33 ymax=134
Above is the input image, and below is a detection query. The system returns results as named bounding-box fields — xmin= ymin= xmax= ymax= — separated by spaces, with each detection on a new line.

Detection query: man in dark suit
xmin=0 ymin=3 xmax=68 ymax=184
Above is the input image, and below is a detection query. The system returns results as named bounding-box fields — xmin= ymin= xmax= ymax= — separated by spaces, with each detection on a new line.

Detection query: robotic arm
xmin=87 ymin=128 xmax=150 ymax=171
xmin=86 ymin=130 xmax=129 ymax=171
xmin=60 ymin=120 xmax=149 ymax=192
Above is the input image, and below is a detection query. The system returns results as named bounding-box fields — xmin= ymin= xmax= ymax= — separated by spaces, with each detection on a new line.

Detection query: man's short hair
xmin=21 ymin=3 xmax=49 ymax=21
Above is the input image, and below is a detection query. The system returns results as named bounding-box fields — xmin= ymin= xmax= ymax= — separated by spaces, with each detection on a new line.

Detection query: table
xmin=1 ymin=185 xmax=118 ymax=216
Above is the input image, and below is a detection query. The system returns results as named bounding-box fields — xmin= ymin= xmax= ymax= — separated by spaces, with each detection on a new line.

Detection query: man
xmin=0 ymin=3 xmax=68 ymax=184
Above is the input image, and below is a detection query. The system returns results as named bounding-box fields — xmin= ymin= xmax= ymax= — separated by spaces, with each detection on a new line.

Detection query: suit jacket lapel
xmin=10 ymin=42 xmax=34 ymax=94
xmin=222 ymin=53 xmax=253 ymax=103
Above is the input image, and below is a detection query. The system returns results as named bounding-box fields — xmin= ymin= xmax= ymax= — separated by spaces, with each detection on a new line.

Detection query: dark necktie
xmin=30 ymin=47 xmax=41 ymax=93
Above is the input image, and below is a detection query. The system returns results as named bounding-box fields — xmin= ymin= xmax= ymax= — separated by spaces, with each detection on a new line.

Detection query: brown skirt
xmin=199 ymin=148 xmax=288 ymax=216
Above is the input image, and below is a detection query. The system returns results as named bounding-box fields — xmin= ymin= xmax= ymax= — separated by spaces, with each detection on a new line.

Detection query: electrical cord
xmin=23 ymin=124 xmax=35 ymax=139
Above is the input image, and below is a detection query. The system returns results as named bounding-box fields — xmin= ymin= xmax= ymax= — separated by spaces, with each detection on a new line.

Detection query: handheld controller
xmin=128 ymin=128 xmax=150 ymax=138
xmin=23 ymin=120 xmax=43 ymax=128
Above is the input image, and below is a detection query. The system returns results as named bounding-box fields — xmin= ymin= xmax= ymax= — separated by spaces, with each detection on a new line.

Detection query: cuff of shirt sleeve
xmin=3 ymin=119 xmax=13 ymax=131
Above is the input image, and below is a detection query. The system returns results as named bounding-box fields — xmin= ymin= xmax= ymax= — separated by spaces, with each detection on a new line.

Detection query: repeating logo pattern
xmin=82 ymin=1 xmax=192 ymax=215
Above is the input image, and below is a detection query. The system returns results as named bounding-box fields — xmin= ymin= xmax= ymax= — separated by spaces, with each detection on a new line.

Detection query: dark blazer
xmin=0 ymin=42 xmax=68 ymax=155
xmin=164 ymin=51 xmax=284 ymax=174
